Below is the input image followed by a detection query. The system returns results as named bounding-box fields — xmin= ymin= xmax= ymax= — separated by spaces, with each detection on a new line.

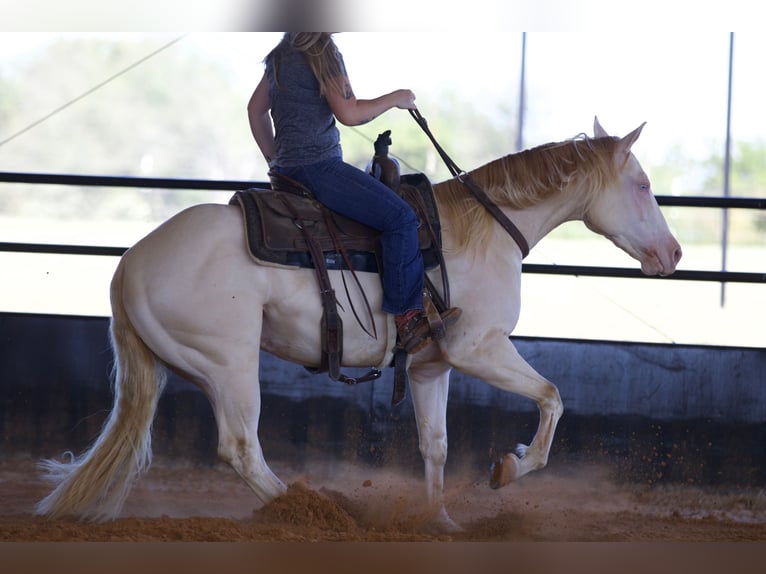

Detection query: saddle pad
xmin=229 ymin=172 xmax=442 ymax=273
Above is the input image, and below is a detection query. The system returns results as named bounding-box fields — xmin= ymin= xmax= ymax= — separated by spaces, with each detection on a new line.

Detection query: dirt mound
xmin=253 ymin=481 xmax=358 ymax=533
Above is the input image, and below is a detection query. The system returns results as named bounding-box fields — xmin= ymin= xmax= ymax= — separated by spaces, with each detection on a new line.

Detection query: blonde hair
xmin=267 ymin=33 xmax=346 ymax=97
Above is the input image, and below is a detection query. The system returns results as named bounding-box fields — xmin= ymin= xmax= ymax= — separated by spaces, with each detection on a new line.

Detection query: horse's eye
xmin=639 ymin=183 xmax=649 ymax=192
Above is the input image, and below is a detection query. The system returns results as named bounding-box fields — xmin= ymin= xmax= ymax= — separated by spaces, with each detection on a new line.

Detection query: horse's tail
xmin=36 ymin=259 xmax=166 ymax=521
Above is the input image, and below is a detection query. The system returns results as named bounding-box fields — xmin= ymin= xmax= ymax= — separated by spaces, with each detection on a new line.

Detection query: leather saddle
xmin=229 ymin=171 xmax=448 ymax=405
xmin=229 ymin=171 xmax=442 ymax=273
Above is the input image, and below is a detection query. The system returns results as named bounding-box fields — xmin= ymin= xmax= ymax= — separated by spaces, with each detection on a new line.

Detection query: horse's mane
xmin=434 ymin=134 xmax=621 ymax=253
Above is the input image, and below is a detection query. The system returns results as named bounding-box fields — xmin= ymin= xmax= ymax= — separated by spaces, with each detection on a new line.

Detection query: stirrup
xmin=395 ymin=311 xmax=433 ymax=354
xmin=395 ymin=306 xmax=462 ymax=355
xmin=423 ymin=288 xmax=446 ymax=340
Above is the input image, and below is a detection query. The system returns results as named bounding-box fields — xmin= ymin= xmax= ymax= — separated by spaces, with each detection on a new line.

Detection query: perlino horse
xmin=37 ymin=118 xmax=682 ymax=529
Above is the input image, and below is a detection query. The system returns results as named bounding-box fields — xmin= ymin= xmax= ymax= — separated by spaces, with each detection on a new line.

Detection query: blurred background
xmin=0 ymin=30 xmax=763 ymax=347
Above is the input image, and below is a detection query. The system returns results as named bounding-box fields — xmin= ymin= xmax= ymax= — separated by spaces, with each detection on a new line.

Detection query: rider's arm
xmin=325 ymin=75 xmax=416 ymax=127
xmin=247 ymin=73 xmax=276 ymax=166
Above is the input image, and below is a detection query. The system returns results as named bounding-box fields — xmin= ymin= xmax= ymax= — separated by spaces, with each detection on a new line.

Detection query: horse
xmin=36 ymin=117 xmax=682 ymax=529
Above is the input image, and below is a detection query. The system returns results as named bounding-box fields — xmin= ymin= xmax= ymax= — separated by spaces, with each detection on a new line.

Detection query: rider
xmin=247 ymin=33 xmax=460 ymax=354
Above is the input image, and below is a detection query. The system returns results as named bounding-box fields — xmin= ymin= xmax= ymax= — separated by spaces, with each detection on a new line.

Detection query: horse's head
xmin=583 ymin=118 xmax=682 ymax=276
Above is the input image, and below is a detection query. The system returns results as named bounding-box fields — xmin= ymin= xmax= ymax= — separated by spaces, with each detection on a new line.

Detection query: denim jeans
xmin=275 ymin=157 xmax=424 ymax=315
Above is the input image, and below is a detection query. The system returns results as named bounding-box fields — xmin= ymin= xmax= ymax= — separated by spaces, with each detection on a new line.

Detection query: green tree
xmin=700 ymin=140 xmax=766 ymax=240
xmin=340 ymin=91 xmax=517 ymax=183
xmin=0 ymin=36 xmax=518 ymax=225
xmin=0 ymin=37 xmax=259 ymax=221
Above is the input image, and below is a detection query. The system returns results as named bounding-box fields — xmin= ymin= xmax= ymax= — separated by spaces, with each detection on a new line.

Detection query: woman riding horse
xmin=247 ymin=32 xmax=461 ymax=353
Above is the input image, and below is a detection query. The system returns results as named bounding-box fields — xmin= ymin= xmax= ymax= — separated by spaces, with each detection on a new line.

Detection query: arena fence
xmin=1 ymin=171 xmax=764 ymax=284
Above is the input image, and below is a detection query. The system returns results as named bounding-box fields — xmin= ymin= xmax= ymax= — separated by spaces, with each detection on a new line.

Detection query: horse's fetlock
xmin=217 ymin=440 xmax=237 ymax=465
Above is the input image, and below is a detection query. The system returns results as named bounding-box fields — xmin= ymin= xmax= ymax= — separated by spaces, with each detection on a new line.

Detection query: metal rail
xmin=1 ymin=171 xmax=764 ymax=284
xmin=0 ymin=171 xmax=255 ymax=191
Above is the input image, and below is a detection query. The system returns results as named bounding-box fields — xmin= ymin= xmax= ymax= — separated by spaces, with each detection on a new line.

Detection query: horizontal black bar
xmin=1 ymin=241 xmax=762 ymax=283
xmin=0 ymin=171 xmax=264 ymax=191
xmin=522 ymin=263 xmax=765 ymax=283
xmin=0 ymin=242 xmax=127 ymax=256
xmin=1 ymin=172 xmax=765 ymax=210
xmin=656 ymin=195 xmax=766 ymax=209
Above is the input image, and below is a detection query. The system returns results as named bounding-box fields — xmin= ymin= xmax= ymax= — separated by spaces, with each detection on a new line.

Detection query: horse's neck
xmin=465 ymin=156 xmax=589 ymax=250
xmin=507 ymin=193 xmax=584 ymax=250
xmin=433 ymin=170 xmax=587 ymax=257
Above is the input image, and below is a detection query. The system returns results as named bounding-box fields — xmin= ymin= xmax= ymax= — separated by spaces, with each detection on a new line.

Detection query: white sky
xmin=4 ymin=30 xmax=761 ymax=160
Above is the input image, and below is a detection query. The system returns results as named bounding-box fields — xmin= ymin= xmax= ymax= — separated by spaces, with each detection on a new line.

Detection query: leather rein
xmin=409 ymin=109 xmax=530 ymax=259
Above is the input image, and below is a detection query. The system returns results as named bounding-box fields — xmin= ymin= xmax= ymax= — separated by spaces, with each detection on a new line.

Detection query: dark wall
xmin=2 ymin=312 xmax=764 ymax=486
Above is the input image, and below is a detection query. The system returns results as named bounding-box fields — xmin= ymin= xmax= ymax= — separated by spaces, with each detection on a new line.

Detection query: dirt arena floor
xmin=2 ymin=454 xmax=765 ymax=542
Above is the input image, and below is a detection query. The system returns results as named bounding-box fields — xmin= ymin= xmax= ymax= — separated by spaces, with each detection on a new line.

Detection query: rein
xmin=409 ymin=109 xmax=530 ymax=259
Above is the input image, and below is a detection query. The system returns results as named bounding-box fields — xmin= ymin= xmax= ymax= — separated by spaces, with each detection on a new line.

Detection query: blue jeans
xmin=275 ymin=158 xmax=424 ymax=315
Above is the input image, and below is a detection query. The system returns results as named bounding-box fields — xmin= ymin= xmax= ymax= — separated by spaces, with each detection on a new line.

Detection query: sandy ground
xmin=2 ymin=455 xmax=765 ymax=542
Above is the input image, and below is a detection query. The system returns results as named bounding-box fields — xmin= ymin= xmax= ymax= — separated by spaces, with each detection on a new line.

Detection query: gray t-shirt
xmin=266 ymin=45 xmax=345 ymax=167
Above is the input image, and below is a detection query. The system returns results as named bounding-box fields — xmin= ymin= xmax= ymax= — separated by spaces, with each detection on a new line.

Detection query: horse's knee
xmin=539 ymin=381 xmax=563 ymax=418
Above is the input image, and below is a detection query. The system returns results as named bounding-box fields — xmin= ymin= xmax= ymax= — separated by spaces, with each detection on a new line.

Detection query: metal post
xmin=516 ymin=32 xmax=527 ymax=153
xmin=721 ymin=32 xmax=734 ymax=307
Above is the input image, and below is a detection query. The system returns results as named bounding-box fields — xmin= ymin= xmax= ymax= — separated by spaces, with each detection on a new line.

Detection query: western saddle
xmin=229 ymin=134 xmax=449 ymax=405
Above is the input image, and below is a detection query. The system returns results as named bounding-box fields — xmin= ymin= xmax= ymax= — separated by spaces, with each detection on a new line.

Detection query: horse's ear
xmin=594 ymin=116 xmax=609 ymax=138
xmin=616 ymin=122 xmax=647 ymax=155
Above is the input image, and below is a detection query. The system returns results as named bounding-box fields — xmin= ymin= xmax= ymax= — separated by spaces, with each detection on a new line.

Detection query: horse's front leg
xmin=408 ymin=363 xmax=461 ymax=532
xmin=455 ymin=330 xmax=564 ymax=487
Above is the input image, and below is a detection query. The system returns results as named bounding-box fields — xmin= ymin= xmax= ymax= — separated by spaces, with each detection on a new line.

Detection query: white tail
xmin=36 ymin=261 xmax=166 ymax=521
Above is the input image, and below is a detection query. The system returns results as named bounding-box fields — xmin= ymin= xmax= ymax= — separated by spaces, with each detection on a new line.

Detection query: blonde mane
xmin=434 ymin=134 xmax=622 ymax=252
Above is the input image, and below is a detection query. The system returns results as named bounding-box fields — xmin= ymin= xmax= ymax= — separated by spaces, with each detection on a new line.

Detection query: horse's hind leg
xmin=206 ymin=362 xmax=287 ymax=505
xmin=408 ymin=364 xmax=461 ymax=532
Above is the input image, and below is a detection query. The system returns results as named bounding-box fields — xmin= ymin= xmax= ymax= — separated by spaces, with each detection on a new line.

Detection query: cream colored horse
xmin=36 ymin=118 xmax=681 ymax=529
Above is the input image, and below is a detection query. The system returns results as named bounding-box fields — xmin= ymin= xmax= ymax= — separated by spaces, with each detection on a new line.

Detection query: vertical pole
xmin=516 ymin=32 xmax=527 ymax=153
xmin=721 ymin=32 xmax=734 ymax=307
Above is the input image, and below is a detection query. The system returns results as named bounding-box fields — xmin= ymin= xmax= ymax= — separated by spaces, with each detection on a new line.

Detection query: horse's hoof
xmin=431 ymin=507 xmax=463 ymax=534
xmin=489 ymin=453 xmax=522 ymax=489
xmin=416 ymin=506 xmax=463 ymax=535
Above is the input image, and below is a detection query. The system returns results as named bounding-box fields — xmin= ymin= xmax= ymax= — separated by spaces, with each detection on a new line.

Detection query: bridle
xmin=409 ymin=109 xmax=530 ymax=259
